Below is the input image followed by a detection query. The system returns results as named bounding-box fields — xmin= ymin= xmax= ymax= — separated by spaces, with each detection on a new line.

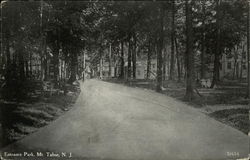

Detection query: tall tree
xmin=211 ymin=0 xmax=221 ymax=88
xmin=68 ymin=47 xmax=78 ymax=83
xmin=200 ymin=0 xmax=206 ymax=79
xmin=132 ymin=33 xmax=137 ymax=79
xmin=127 ymin=36 xmax=132 ymax=79
xmin=120 ymin=41 xmax=124 ymax=78
xmin=156 ymin=4 xmax=164 ymax=92
xmin=146 ymin=39 xmax=152 ymax=79
xmin=247 ymin=0 xmax=250 ymax=98
xmin=109 ymin=43 xmax=112 ymax=77
xmin=169 ymin=0 xmax=176 ymax=80
xmin=175 ymin=37 xmax=181 ymax=81
xmin=185 ymin=0 xmax=195 ymax=100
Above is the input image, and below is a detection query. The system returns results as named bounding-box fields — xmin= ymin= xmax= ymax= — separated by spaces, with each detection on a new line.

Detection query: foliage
xmin=0 ymin=0 xmax=249 ymax=100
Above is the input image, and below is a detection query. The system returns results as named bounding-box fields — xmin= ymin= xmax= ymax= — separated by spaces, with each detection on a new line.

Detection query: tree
xmin=132 ymin=33 xmax=137 ymax=79
xmin=175 ymin=1 xmax=186 ymax=81
xmin=128 ymin=35 xmax=132 ymax=79
xmin=211 ymin=0 xmax=221 ymax=88
xmin=169 ymin=0 xmax=176 ymax=80
xmin=146 ymin=39 xmax=152 ymax=79
xmin=120 ymin=41 xmax=125 ymax=78
xmin=109 ymin=43 xmax=112 ymax=77
xmin=1 ymin=1 xmax=42 ymax=100
xmin=156 ymin=4 xmax=164 ymax=92
xmin=185 ymin=0 xmax=195 ymax=101
xmin=175 ymin=37 xmax=182 ymax=81
xmin=45 ymin=1 xmax=94 ymax=84
xmin=247 ymin=0 xmax=250 ymax=98
xmin=200 ymin=0 xmax=206 ymax=79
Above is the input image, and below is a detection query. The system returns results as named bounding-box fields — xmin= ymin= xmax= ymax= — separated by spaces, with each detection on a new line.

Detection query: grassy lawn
xmin=209 ymin=108 xmax=249 ymax=134
xmin=0 ymin=80 xmax=81 ymax=148
xmin=106 ymin=78 xmax=249 ymax=135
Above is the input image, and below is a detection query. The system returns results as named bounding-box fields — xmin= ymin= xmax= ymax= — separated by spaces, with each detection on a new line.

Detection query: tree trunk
xmin=44 ymin=53 xmax=48 ymax=81
xmin=44 ymin=37 xmax=48 ymax=81
xmin=240 ymin=59 xmax=243 ymax=80
xmin=175 ymin=38 xmax=181 ymax=82
xmin=132 ymin=33 xmax=137 ymax=79
xmin=211 ymin=0 xmax=221 ymax=88
xmin=120 ymin=41 xmax=124 ymax=78
xmin=240 ymin=44 xmax=245 ymax=80
xmin=185 ymin=0 xmax=195 ymax=101
xmin=68 ymin=49 xmax=77 ymax=84
xmin=114 ymin=65 xmax=117 ymax=78
xmin=162 ymin=46 xmax=167 ymax=81
xmin=53 ymin=43 xmax=59 ymax=85
xmin=40 ymin=56 xmax=44 ymax=81
xmin=25 ymin=61 xmax=29 ymax=78
xmin=247 ymin=0 xmax=250 ymax=98
xmin=147 ymin=40 xmax=151 ymax=79
xmin=6 ymin=31 xmax=11 ymax=82
xmin=169 ymin=0 xmax=175 ymax=80
xmin=127 ymin=36 xmax=132 ymax=79
xmin=236 ymin=62 xmax=239 ymax=79
xmin=100 ymin=50 xmax=103 ymax=79
xmin=181 ymin=57 xmax=185 ymax=79
xmin=0 ymin=39 xmax=3 ymax=77
xmin=233 ymin=58 xmax=237 ymax=80
xmin=156 ymin=5 xmax=164 ymax=92
xmin=29 ymin=51 xmax=32 ymax=76
xmin=200 ymin=0 xmax=206 ymax=79
xmin=109 ymin=43 xmax=112 ymax=77
xmin=18 ymin=44 xmax=25 ymax=80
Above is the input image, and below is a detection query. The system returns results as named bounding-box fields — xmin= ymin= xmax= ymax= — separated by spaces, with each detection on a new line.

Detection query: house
xmin=220 ymin=52 xmax=247 ymax=79
xmin=98 ymin=61 xmax=115 ymax=79
xmin=119 ymin=59 xmax=158 ymax=80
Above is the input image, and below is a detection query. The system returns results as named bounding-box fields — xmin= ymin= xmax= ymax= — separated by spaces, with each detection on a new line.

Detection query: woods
xmin=0 ymin=1 xmax=249 ymax=157
xmin=0 ymin=0 xmax=249 ymax=101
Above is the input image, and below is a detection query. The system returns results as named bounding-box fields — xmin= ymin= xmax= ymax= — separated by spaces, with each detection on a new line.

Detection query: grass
xmin=209 ymin=108 xmax=249 ymax=134
xmin=106 ymin=78 xmax=249 ymax=135
xmin=0 ymin=80 xmax=81 ymax=148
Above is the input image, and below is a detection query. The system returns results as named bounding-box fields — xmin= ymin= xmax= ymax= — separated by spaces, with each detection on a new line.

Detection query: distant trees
xmin=0 ymin=1 xmax=98 ymax=100
xmin=0 ymin=0 xmax=249 ymax=101
xmin=1 ymin=1 xmax=41 ymax=99
xmin=45 ymin=1 xmax=91 ymax=84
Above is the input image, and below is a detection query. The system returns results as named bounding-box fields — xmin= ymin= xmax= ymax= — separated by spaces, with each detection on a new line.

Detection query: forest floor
xmin=106 ymin=78 xmax=249 ymax=135
xmin=0 ymin=80 xmax=81 ymax=148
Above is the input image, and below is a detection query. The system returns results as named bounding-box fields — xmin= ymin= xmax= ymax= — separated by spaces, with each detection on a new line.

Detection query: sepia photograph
xmin=0 ymin=0 xmax=249 ymax=160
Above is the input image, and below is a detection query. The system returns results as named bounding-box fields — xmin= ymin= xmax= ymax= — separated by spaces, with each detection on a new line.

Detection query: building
xmin=119 ymin=59 xmax=158 ymax=80
xmin=220 ymin=52 xmax=247 ymax=79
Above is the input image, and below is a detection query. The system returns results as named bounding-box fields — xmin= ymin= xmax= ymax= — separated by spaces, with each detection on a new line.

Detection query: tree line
xmin=0 ymin=0 xmax=249 ymax=101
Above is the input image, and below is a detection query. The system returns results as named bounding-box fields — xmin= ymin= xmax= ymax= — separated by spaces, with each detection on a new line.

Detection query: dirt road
xmin=1 ymin=80 xmax=248 ymax=160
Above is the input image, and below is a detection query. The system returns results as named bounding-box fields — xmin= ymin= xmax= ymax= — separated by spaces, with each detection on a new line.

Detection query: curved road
xmin=1 ymin=79 xmax=249 ymax=160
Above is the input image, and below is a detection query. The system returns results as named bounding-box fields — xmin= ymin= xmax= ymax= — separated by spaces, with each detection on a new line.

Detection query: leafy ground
xmin=0 ymin=80 xmax=81 ymax=148
xmin=106 ymin=78 xmax=249 ymax=135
